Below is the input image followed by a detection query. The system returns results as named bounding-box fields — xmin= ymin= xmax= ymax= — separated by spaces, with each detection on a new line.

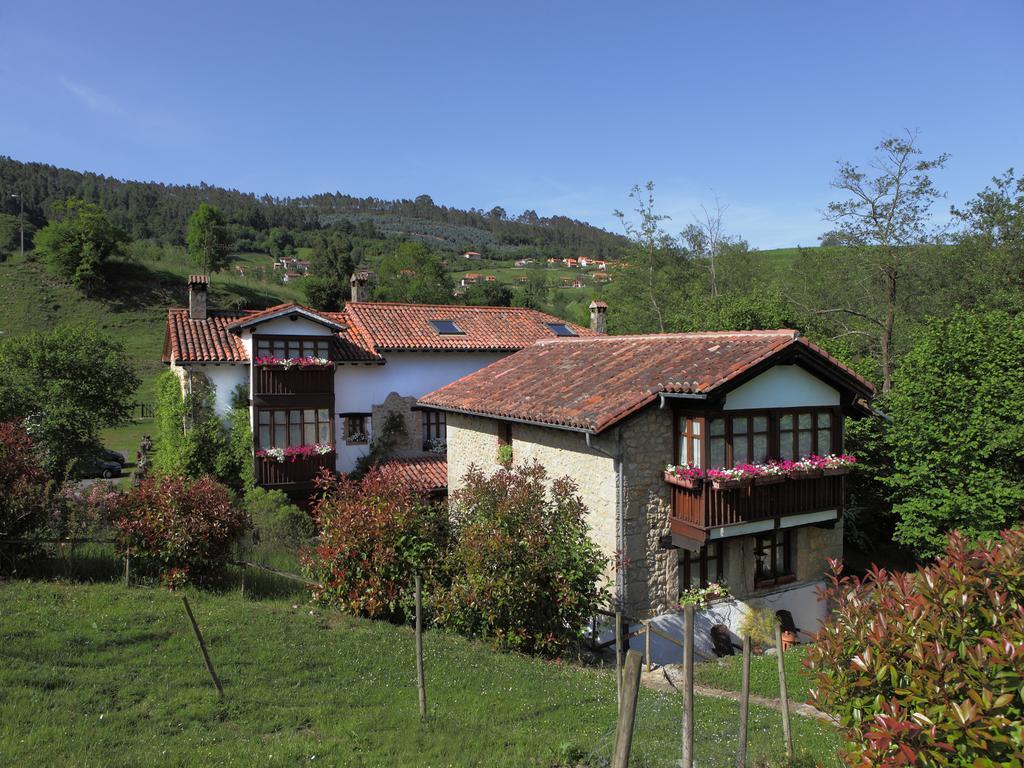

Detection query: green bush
xmin=245 ymin=487 xmax=314 ymax=547
xmin=433 ymin=462 xmax=609 ymax=655
xmin=0 ymin=421 xmax=52 ymax=544
xmin=806 ymin=529 xmax=1024 ymax=766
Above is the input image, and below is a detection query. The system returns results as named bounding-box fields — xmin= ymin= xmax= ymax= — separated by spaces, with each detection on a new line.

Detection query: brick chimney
xmin=350 ymin=271 xmax=371 ymax=303
xmin=589 ymin=300 xmax=608 ymax=334
xmin=188 ymin=275 xmax=209 ymax=321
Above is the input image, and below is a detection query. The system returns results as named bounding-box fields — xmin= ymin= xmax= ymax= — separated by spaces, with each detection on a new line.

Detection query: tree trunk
xmin=881 ymin=269 xmax=897 ymax=393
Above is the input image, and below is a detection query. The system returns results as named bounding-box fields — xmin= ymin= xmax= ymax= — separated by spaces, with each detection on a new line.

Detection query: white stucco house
xmin=162 ymin=274 xmax=596 ymax=493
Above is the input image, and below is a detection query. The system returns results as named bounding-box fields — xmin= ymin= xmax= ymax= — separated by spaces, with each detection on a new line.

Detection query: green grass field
xmin=0 ymin=578 xmax=841 ymax=768
xmin=694 ymin=647 xmax=815 ymax=704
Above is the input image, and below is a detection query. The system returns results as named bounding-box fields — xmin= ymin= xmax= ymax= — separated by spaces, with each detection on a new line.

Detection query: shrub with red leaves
xmin=433 ymin=462 xmax=609 ymax=655
xmin=111 ymin=475 xmax=249 ymax=587
xmin=0 ymin=421 xmax=51 ymax=542
xmin=303 ymin=469 xmax=447 ymax=621
xmin=807 ymin=529 xmax=1024 ymax=767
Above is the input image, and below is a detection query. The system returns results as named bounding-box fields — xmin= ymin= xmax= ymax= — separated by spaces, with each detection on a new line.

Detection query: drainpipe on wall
xmin=585 ymin=428 xmax=626 ymax=613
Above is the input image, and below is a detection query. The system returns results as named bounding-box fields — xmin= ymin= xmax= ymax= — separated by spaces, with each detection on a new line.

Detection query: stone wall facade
xmin=370 ymin=391 xmax=425 ymax=457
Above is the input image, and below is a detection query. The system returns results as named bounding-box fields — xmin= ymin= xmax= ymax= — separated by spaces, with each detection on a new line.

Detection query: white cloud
xmin=59 ymin=77 xmax=124 ymax=116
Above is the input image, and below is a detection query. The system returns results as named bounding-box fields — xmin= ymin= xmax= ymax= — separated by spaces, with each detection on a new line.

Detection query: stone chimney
xmin=589 ymin=300 xmax=608 ymax=334
xmin=350 ymin=271 xmax=371 ymax=303
xmin=188 ymin=275 xmax=209 ymax=321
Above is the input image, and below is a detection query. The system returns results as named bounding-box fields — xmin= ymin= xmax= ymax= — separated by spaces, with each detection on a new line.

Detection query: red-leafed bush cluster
xmin=433 ymin=462 xmax=609 ymax=655
xmin=807 ymin=529 xmax=1024 ymax=767
xmin=303 ymin=469 xmax=447 ymax=621
xmin=111 ymin=475 xmax=249 ymax=587
xmin=0 ymin=421 xmax=51 ymax=542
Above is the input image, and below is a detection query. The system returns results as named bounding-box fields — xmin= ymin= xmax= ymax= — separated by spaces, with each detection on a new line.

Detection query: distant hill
xmin=0 ymin=156 xmax=628 ymax=261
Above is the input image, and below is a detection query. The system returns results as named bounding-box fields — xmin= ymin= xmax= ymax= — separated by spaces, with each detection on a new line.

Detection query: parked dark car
xmin=96 ymin=447 xmax=126 ymax=466
xmin=81 ymin=456 xmax=123 ymax=480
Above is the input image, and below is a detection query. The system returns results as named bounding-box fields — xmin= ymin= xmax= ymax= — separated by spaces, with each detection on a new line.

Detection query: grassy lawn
xmin=0 ymin=579 xmax=841 ymax=767
xmin=694 ymin=647 xmax=816 ymax=705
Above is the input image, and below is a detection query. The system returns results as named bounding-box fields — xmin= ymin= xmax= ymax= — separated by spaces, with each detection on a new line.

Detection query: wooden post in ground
xmin=181 ymin=595 xmax=224 ymax=699
xmin=240 ymin=562 xmax=245 ymax=598
xmin=737 ymin=634 xmax=751 ymax=768
xmin=414 ymin=573 xmax=426 ymax=720
xmin=614 ymin=611 xmax=623 ymax=711
xmin=610 ymin=650 xmax=644 ymax=768
xmin=645 ymin=622 xmax=652 ymax=673
xmin=775 ymin=622 xmax=792 ymax=759
xmin=681 ymin=603 xmax=695 ymax=768
xmin=123 ymin=549 xmax=130 ymax=587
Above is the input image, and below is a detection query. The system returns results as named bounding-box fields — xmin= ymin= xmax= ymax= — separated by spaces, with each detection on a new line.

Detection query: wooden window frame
xmin=422 ymin=410 xmax=446 ymax=447
xmin=676 ymin=413 xmax=704 ymax=467
xmin=680 ymin=541 xmax=724 ymax=590
xmin=253 ymin=334 xmax=333 ymax=361
xmin=344 ymin=414 xmax=369 ymax=445
xmin=753 ymin=529 xmax=794 ymax=588
xmin=256 ymin=407 xmax=333 ymax=449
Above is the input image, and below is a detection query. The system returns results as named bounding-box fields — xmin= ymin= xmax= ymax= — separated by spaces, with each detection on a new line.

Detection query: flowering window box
xmin=253 ymin=355 xmax=334 ymax=370
xmin=821 ymin=466 xmax=851 ymax=477
xmin=664 ymin=470 xmax=702 ymax=490
xmin=255 ymin=443 xmax=334 ymax=463
xmin=753 ymin=473 xmax=787 ymax=486
xmin=711 ymin=476 xmax=753 ymax=491
xmin=787 ymin=467 xmax=823 ymax=480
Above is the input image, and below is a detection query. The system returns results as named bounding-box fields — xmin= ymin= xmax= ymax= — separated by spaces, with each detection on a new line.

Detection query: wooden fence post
xmin=610 ymin=650 xmax=644 ymax=768
xmin=181 ymin=595 xmax=224 ymax=699
xmin=645 ymin=621 xmax=651 ymax=673
xmin=737 ymin=634 xmax=751 ymax=768
xmin=614 ymin=611 xmax=623 ymax=711
xmin=124 ymin=549 xmax=130 ymax=587
xmin=415 ymin=573 xmax=426 ymax=720
xmin=775 ymin=623 xmax=792 ymax=759
xmin=681 ymin=603 xmax=695 ymax=768
xmin=239 ymin=562 xmax=245 ymax=598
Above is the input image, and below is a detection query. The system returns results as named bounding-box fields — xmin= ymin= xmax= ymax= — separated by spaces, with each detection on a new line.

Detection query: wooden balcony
xmin=668 ymin=473 xmax=845 ymax=545
xmin=254 ymin=366 xmax=334 ymax=396
xmin=256 ymin=451 xmax=335 ymax=490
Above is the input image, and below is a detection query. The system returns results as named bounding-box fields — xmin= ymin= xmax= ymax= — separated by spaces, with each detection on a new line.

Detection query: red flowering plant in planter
xmin=664 ymin=463 xmax=704 ymax=489
xmin=255 ymin=444 xmax=334 ymax=463
xmin=781 ymin=458 xmax=824 ymax=480
xmin=806 ymin=529 xmax=1024 ymax=767
xmin=109 ymin=475 xmax=250 ymax=587
xmin=706 ymin=466 xmax=755 ymax=490
xmin=253 ymin=355 xmax=333 ymax=370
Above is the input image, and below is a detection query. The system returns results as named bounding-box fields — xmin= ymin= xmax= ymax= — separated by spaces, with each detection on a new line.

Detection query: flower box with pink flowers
xmin=664 ymin=464 xmax=704 ymax=489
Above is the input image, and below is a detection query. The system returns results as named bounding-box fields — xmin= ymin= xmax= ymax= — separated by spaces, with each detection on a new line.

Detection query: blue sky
xmin=1 ymin=1 xmax=1021 ymax=248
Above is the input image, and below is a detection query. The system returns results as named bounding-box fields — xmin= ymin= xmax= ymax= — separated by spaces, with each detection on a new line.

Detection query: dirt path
xmin=640 ymin=666 xmax=837 ymax=724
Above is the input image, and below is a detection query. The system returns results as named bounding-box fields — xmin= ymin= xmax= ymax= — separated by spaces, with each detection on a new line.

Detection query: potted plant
xmin=746 ymin=462 xmax=787 ymax=486
xmin=785 ymin=458 xmax=823 ymax=480
xmin=664 ymin=463 xmax=703 ymax=489
xmin=678 ymin=582 xmax=729 ymax=609
xmin=817 ymin=453 xmax=857 ymax=476
xmin=707 ymin=467 xmax=753 ymax=490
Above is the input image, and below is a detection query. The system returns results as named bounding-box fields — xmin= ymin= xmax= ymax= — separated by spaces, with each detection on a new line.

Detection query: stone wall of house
xmin=795 ymin=520 xmax=844 ymax=583
xmin=370 ymin=392 xmax=424 ymax=457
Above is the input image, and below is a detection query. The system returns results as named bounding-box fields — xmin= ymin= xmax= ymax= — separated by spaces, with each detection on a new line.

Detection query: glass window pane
xmin=709 ymin=418 xmax=725 ymax=436
xmin=733 ymin=440 xmax=749 ymax=466
xmin=679 ymin=438 xmax=689 ymax=465
xmin=753 ymin=415 xmax=768 ymax=432
xmin=798 ymin=413 xmax=812 ymax=429
xmin=274 ymin=423 xmax=286 ymax=447
xmin=318 ymin=422 xmax=330 ymax=443
xmin=317 ymin=341 xmax=329 ymax=357
xmin=259 ymin=425 xmax=270 ymax=447
xmin=692 ymin=440 xmax=701 ymax=467
xmin=257 ymin=340 xmax=269 ymax=356
xmin=290 ymin=409 xmax=301 ymax=424
xmin=289 ymin=423 xmax=301 ymax=446
xmin=818 ymin=428 xmax=831 ymax=453
xmin=753 ymin=433 xmax=768 ymax=463
xmin=692 ymin=419 xmax=701 ymax=436
xmin=304 ymin=423 xmax=316 ymax=444
xmin=779 ymin=414 xmax=793 ymax=430
xmin=732 ymin=416 xmax=748 ymax=435
xmin=259 ymin=411 xmax=270 ymax=425
xmin=710 ymin=436 xmax=726 ymax=467
xmin=798 ymin=431 xmax=812 ymax=457
xmin=273 ymin=340 xmax=285 ymax=357
xmin=318 ymin=409 xmax=329 ymax=422
xmin=303 ymin=409 xmax=315 ymax=424
xmin=817 ymin=412 xmax=831 ymax=428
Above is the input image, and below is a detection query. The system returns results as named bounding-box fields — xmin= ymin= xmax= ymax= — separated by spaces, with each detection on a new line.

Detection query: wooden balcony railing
xmin=254 ymin=366 xmax=334 ymax=396
xmin=668 ymin=473 xmax=845 ymax=544
xmin=256 ymin=451 xmax=335 ymax=488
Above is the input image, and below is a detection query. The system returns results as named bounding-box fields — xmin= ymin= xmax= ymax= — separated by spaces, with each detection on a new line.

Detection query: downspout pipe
xmin=585 ymin=429 xmax=626 ymax=613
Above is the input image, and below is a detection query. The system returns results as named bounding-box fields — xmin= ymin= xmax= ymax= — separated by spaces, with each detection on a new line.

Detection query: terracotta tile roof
xmin=165 ymin=301 xmax=595 ymax=365
xmin=164 ymin=309 xmax=253 ymax=362
xmin=340 ymin=302 xmax=596 ymax=352
xmin=378 ymin=455 xmax=448 ymax=494
xmin=418 ymin=331 xmax=876 ymax=433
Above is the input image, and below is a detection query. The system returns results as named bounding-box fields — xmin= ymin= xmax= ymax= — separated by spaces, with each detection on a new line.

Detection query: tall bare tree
xmin=614 ymin=182 xmax=674 ymax=332
xmin=819 ymin=131 xmax=948 ymax=392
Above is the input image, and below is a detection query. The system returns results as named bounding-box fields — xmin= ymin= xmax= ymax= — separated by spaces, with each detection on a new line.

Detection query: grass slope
xmin=0 ymin=580 xmax=840 ymax=767
xmin=694 ymin=647 xmax=815 ymax=704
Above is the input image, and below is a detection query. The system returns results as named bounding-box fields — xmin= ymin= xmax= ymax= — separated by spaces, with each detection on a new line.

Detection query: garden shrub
xmin=806 ymin=529 xmax=1024 ymax=767
xmin=433 ymin=462 xmax=608 ymax=655
xmin=110 ymin=475 xmax=249 ymax=587
xmin=303 ymin=469 xmax=446 ymax=621
xmin=0 ymin=421 xmax=52 ymax=542
xmin=245 ymin=487 xmax=314 ymax=547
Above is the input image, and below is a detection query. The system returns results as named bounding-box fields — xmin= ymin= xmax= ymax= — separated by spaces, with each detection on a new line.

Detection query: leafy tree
xmin=373 ymin=242 xmax=453 ymax=305
xmin=613 ymin=182 xmax=676 ymax=331
xmin=0 ymin=212 xmax=34 ymax=258
xmin=816 ymin=132 xmax=948 ymax=392
xmin=807 ymin=531 xmax=1024 ymax=766
xmin=186 ymin=203 xmax=230 ymax=274
xmin=0 ymin=324 xmax=138 ymax=476
xmin=511 ymin=271 xmax=549 ymax=310
xmin=886 ymin=309 xmax=1024 ymax=557
xmin=434 ymin=462 xmax=609 ymax=654
xmin=462 ymin=281 xmax=513 ymax=307
xmin=0 ymin=421 xmax=51 ymax=543
xmin=33 ymin=199 xmax=127 ymax=292
xmin=264 ymin=227 xmax=296 ymax=259
xmin=303 ymin=230 xmax=355 ymax=310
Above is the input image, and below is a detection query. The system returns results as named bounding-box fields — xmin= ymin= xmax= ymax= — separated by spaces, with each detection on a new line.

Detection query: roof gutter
xmin=659 ymin=392 xmax=708 ymax=408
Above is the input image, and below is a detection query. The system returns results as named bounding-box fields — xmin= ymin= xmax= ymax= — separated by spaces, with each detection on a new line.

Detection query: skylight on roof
xmin=546 ymin=323 xmax=577 ymax=337
xmin=429 ymin=319 xmax=465 ymax=335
